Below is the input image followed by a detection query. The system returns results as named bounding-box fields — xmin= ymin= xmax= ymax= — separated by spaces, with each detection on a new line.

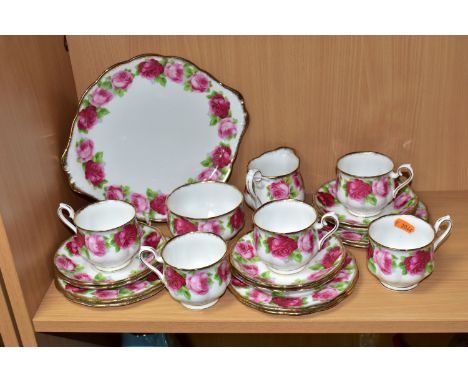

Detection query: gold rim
xmin=54 ymin=224 xmax=167 ymax=289
xmin=253 ymin=199 xmax=318 ymax=235
xmin=61 ymin=53 xmax=249 ymax=222
xmin=336 ymin=151 xmax=395 ymax=178
xmin=247 ymin=146 xmax=300 ymax=179
xmin=342 ymin=240 xmax=369 ymax=249
xmin=166 ymin=181 xmax=244 ymax=220
xmin=160 ymin=231 xmax=228 ymax=272
xmin=368 ymin=214 xmax=436 ymax=251
xmin=229 ymin=235 xmax=347 ymax=290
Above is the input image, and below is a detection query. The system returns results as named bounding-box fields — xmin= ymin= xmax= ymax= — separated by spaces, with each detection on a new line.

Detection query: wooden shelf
xmin=33 ymin=191 xmax=468 ymax=333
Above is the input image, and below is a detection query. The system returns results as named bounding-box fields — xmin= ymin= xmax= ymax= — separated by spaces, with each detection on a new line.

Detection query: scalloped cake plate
xmin=62 ymin=54 xmax=248 ymax=222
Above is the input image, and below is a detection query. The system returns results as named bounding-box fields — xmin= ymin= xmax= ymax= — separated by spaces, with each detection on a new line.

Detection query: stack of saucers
xmin=314 ymin=180 xmax=429 ymax=248
xmin=54 ymin=224 xmax=166 ymax=307
xmin=229 ymin=232 xmax=358 ymax=315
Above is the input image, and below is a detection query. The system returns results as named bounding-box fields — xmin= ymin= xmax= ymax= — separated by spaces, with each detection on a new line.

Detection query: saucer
xmin=314 ymin=179 xmax=418 ymax=228
xmin=229 ymin=252 xmax=358 ymax=315
xmin=230 ymin=231 xmax=346 ymax=289
xmin=54 ymin=223 xmax=166 ymax=288
xmin=55 ymin=272 xmax=164 ymax=307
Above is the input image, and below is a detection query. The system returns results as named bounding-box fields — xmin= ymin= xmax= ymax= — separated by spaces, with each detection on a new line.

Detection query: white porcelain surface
xmin=249 ymin=147 xmax=299 ymax=177
xmin=337 ymin=152 xmax=394 ymax=177
xmin=75 ymin=200 xmax=135 ymax=231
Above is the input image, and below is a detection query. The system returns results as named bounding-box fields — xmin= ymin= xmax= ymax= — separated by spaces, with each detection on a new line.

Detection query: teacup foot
xmin=380 ymin=282 xmax=418 ymax=292
xmin=181 ymin=299 xmax=219 ymax=310
xmin=346 ymin=209 xmax=382 ymax=218
xmin=93 ymin=258 xmax=133 ymax=273
xmin=267 ymin=265 xmax=307 ymax=275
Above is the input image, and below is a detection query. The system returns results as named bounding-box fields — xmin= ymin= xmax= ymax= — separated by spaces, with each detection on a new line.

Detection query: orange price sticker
xmin=394 ymin=218 xmax=415 ymax=234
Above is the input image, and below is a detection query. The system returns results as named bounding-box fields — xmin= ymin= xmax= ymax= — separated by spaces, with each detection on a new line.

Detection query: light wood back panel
xmin=0 ymin=270 xmax=20 ymax=346
xmin=0 ymin=36 xmax=87 ymax=346
xmin=67 ymin=36 xmax=468 ymax=192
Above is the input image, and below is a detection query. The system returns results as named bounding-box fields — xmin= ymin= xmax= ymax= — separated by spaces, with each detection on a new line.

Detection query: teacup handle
xmin=391 ymin=164 xmax=414 ymax=199
xmin=139 ymin=246 xmax=166 ymax=287
xmin=245 ymin=168 xmax=262 ymax=209
xmin=314 ymin=212 xmax=340 ymax=250
xmin=433 ymin=215 xmax=452 ymax=252
xmin=57 ymin=203 xmax=77 ymax=234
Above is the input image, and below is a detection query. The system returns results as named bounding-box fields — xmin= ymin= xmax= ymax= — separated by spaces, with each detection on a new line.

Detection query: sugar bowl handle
xmin=433 ymin=215 xmax=452 ymax=252
xmin=391 ymin=164 xmax=414 ymax=199
xmin=57 ymin=203 xmax=77 ymax=234
xmin=245 ymin=168 xmax=262 ymax=209
xmin=314 ymin=212 xmax=340 ymax=250
xmin=139 ymin=246 xmax=166 ymax=287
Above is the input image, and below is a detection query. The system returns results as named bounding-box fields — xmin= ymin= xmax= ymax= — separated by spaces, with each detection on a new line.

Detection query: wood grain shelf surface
xmin=33 ymin=191 xmax=468 ymax=333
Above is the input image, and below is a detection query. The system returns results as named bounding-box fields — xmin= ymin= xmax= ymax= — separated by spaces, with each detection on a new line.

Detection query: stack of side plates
xmin=313 ymin=180 xmax=429 ymax=248
xmin=54 ymin=224 xmax=166 ymax=307
xmin=229 ymin=232 xmax=358 ymax=315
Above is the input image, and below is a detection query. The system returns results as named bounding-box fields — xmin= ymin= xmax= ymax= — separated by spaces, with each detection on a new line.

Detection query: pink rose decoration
xmin=317 ymin=192 xmax=335 ymax=207
xmin=65 ymin=284 xmax=88 ymax=293
xmin=271 ymin=297 xmax=304 ymax=308
xmin=76 ymin=139 xmax=94 ymax=162
xmin=236 ymin=242 xmax=255 ymax=260
xmin=312 ymin=288 xmax=339 ymax=300
xmin=343 ymin=255 xmax=352 ymax=268
xmin=198 ymin=220 xmax=221 ymax=235
xmin=209 ymin=94 xmax=230 ymax=118
xmin=56 ymin=255 xmax=77 ymax=271
xmin=341 ymin=231 xmax=363 ymax=241
xmin=186 ymin=272 xmax=209 ymax=295
xmin=267 ymin=235 xmax=298 ymax=258
xmin=241 ymin=263 xmax=259 ymax=277
xmin=111 ymin=70 xmax=133 ymax=90
xmin=416 ymin=206 xmax=428 ymax=219
xmin=114 ymin=224 xmax=137 ymax=249
xmin=150 ymin=194 xmax=168 ymax=216
xmin=137 ymin=58 xmax=164 ymax=79
xmin=197 ymin=168 xmax=221 ymax=181
xmin=85 ymin=161 xmax=105 ymax=187
xmin=106 ymin=185 xmax=124 ymax=200
xmin=231 ymin=276 xmax=247 ymax=288
xmin=77 ymin=106 xmax=97 ymax=131
xmin=166 ymin=268 xmax=186 ymax=291
xmin=85 ymin=234 xmax=106 ymax=257
xmin=126 ymin=280 xmax=149 ymax=292
xmin=217 ymin=260 xmax=230 ymax=282
xmin=332 ymin=270 xmax=350 ymax=282
xmin=131 ymin=193 xmax=150 ymax=214
xmin=90 ymin=88 xmax=113 ymax=107
xmin=346 ymin=179 xmax=372 ymax=201
xmin=74 ymin=273 xmax=93 ymax=282
xmin=217 ymin=118 xmax=237 ymax=139
xmin=66 ymin=234 xmax=84 ymax=256
xmin=330 ymin=180 xmax=338 ymax=197
xmin=254 ymin=228 xmax=260 ymax=249
xmin=147 ymin=272 xmax=159 ymax=282
xmin=367 ymin=245 xmax=374 ymax=260
xmin=143 ymin=232 xmax=161 ymax=248
xmin=229 ymin=208 xmax=244 ymax=231
xmin=292 ymin=172 xmax=303 ymax=190
xmin=321 ymin=246 xmax=342 ymax=268
xmin=95 ymin=289 xmax=119 ymax=299
xmin=298 ymin=231 xmax=314 ymax=254
xmin=307 ymin=269 xmax=327 ymax=281
xmin=189 ymin=72 xmax=209 ymax=92
xmin=372 ymin=178 xmax=390 ymax=198
xmin=404 ymin=250 xmax=431 ymax=275
xmin=173 ymin=218 xmax=197 ymax=235
xmin=269 ymin=180 xmax=290 ymax=200
xmin=394 ymin=193 xmax=412 ymax=209
xmin=250 ymin=289 xmax=272 ymax=303
xmin=373 ymin=248 xmax=393 ymax=275
xmin=164 ymin=63 xmax=184 ymax=83
xmin=211 ymin=145 xmax=232 ymax=168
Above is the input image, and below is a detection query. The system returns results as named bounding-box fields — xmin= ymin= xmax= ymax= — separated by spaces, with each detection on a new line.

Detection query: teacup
xmin=57 ymin=200 xmax=144 ymax=271
xmin=140 ymin=232 xmax=230 ymax=310
xmin=253 ymin=199 xmax=339 ymax=274
xmin=245 ymin=147 xmax=305 ymax=209
xmin=166 ymin=181 xmax=244 ymax=241
xmin=336 ymin=151 xmax=414 ymax=217
xmin=368 ymin=214 xmax=452 ymax=291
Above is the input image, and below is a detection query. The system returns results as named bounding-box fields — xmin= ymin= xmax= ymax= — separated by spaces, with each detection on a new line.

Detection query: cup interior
xmin=249 ymin=148 xmax=299 ymax=177
xmin=75 ymin=201 xmax=135 ymax=231
xmin=254 ymin=200 xmax=317 ymax=233
xmin=167 ymin=182 xmax=242 ymax=219
xmin=369 ymin=215 xmax=435 ymax=250
xmin=162 ymin=232 xmax=227 ymax=270
xmin=337 ymin=152 xmax=394 ymax=177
